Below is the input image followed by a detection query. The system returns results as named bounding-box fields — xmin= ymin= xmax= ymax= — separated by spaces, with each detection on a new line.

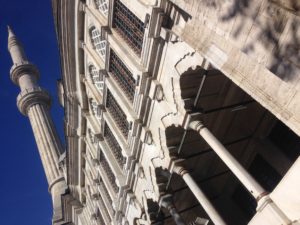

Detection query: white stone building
xmin=9 ymin=0 xmax=300 ymax=224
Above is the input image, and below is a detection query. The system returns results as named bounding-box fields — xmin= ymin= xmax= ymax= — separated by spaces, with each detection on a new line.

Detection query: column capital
xmin=169 ymin=158 xmax=188 ymax=176
xmin=182 ymin=112 xmax=202 ymax=130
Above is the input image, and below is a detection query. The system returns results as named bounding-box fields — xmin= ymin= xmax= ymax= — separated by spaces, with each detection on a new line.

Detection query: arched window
xmin=90 ymin=26 xmax=106 ymax=59
xmin=89 ymin=64 xmax=103 ymax=91
xmin=94 ymin=0 xmax=108 ymax=16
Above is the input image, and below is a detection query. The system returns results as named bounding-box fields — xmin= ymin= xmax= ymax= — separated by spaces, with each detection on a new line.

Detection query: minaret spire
xmin=7 ymin=25 xmax=14 ymax=38
xmin=8 ymin=27 xmax=70 ymax=225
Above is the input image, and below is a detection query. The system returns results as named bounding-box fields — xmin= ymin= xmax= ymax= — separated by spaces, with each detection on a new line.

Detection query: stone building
xmin=8 ymin=0 xmax=300 ymax=225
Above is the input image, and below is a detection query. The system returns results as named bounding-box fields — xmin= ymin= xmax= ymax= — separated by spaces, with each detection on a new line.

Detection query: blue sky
xmin=0 ymin=0 xmax=64 ymax=224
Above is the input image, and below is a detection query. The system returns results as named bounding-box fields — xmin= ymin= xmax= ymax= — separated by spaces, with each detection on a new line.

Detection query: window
xmin=94 ymin=0 xmax=109 ymax=15
xmin=113 ymin=0 xmax=145 ymax=55
xmin=89 ymin=65 xmax=104 ymax=91
xmin=106 ymin=89 xmax=130 ymax=137
xmin=104 ymin=122 xmax=126 ymax=167
xmin=88 ymin=128 xmax=99 ymax=145
xmin=100 ymin=152 xmax=119 ymax=193
xmin=90 ymin=26 xmax=106 ymax=59
xmin=90 ymin=99 xmax=101 ymax=119
xmin=109 ymin=50 xmax=136 ymax=102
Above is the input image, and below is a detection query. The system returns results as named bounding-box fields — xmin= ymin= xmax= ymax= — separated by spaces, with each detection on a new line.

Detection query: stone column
xmin=170 ymin=162 xmax=226 ymax=225
xmin=8 ymin=26 xmax=68 ymax=224
xmin=189 ymin=120 xmax=291 ymax=224
xmin=189 ymin=120 xmax=266 ymax=200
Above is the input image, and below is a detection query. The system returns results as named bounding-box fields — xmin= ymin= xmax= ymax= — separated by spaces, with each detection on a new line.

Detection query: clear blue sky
xmin=0 ymin=0 xmax=64 ymax=224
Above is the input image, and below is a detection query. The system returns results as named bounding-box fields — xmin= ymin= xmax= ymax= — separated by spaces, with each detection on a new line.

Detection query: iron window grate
xmin=100 ymin=152 xmax=119 ymax=193
xmin=106 ymin=90 xmax=129 ymax=137
xmin=109 ymin=50 xmax=135 ymax=102
xmin=113 ymin=0 xmax=144 ymax=56
xmin=100 ymin=180 xmax=113 ymax=205
xmin=104 ymin=123 xmax=126 ymax=167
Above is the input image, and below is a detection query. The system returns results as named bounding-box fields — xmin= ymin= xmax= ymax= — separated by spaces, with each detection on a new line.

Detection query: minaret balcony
xmin=17 ymin=87 xmax=51 ymax=115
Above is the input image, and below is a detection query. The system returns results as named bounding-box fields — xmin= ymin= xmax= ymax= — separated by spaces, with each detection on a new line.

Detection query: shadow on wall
xmin=202 ymin=0 xmax=300 ymax=81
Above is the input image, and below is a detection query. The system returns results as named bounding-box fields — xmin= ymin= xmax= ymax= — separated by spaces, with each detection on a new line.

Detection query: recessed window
xmin=100 ymin=151 xmax=120 ymax=193
xmin=106 ymin=89 xmax=130 ymax=137
xmin=113 ymin=0 xmax=145 ymax=56
xmin=109 ymin=50 xmax=136 ymax=102
xmin=104 ymin=122 xmax=126 ymax=167
xmin=90 ymin=99 xmax=101 ymax=120
xmin=94 ymin=0 xmax=109 ymax=16
xmin=90 ymin=26 xmax=106 ymax=59
xmin=89 ymin=64 xmax=104 ymax=91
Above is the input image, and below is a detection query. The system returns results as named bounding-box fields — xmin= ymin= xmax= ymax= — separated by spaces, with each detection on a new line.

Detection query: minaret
xmin=8 ymin=26 xmax=69 ymax=224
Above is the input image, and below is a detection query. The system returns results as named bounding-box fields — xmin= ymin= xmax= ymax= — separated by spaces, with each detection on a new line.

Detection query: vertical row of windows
xmin=104 ymin=122 xmax=126 ymax=167
xmin=109 ymin=50 xmax=136 ymax=102
xmin=113 ymin=0 xmax=145 ymax=55
xmin=90 ymin=26 xmax=106 ymax=59
xmin=106 ymin=89 xmax=130 ymax=137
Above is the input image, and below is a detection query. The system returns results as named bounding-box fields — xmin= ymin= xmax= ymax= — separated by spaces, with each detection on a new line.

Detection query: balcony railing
xmin=113 ymin=0 xmax=144 ymax=55
xmin=104 ymin=123 xmax=126 ymax=167
xmin=109 ymin=50 xmax=136 ymax=102
xmin=106 ymin=89 xmax=130 ymax=137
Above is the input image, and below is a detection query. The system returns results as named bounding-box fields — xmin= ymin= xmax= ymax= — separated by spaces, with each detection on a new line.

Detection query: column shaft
xmin=181 ymin=173 xmax=226 ymax=225
xmin=189 ymin=121 xmax=265 ymax=200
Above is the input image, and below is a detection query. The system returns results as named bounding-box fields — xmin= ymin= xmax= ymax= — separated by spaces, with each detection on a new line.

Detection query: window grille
xmin=90 ymin=26 xmax=106 ymax=59
xmin=113 ymin=0 xmax=144 ymax=55
xmin=106 ymin=90 xmax=129 ymax=137
xmin=109 ymin=50 xmax=135 ymax=102
xmin=100 ymin=181 xmax=113 ymax=206
xmin=104 ymin=123 xmax=126 ymax=167
xmin=100 ymin=152 xmax=119 ymax=193
xmin=94 ymin=0 xmax=109 ymax=15
xmin=97 ymin=191 xmax=111 ymax=222
xmin=90 ymin=99 xmax=101 ymax=119
xmin=89 ymin=65 xmax=104 ymax=91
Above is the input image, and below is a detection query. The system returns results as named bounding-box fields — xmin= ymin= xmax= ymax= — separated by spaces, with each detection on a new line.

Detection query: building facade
xmin=9 ymin=0 xmax=300 ymax=225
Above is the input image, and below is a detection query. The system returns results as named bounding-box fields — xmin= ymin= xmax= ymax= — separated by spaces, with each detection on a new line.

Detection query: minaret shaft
xmin=28 ymin=104 xmax=62 ymax=184
xmin=8 ymin=26 xmax=69 ymax=225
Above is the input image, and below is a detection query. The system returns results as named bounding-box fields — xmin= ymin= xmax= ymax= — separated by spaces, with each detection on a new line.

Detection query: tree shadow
xmin=217 ymin=0 xmax=300 ymax=81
